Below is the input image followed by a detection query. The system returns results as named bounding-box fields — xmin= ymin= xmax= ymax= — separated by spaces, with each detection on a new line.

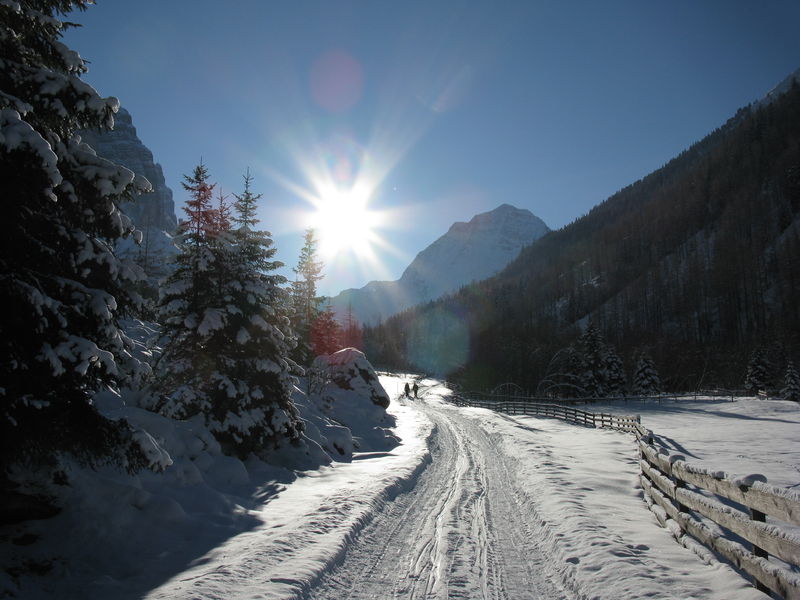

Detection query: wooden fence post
xmin=749 ymin=501 xmax=770 ymax=593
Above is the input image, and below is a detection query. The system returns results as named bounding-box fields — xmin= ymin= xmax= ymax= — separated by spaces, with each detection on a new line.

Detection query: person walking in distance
xmin=412 ymin=382 xmax=419 ymax=398
xmin=404 ymin=382 xmax=410 ymax=397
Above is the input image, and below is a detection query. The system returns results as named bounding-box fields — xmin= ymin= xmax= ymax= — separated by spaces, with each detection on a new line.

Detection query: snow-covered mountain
xmin=331 ymin=204 xmax=549 ymax=325
xmin=80 ymin=107 xmax=178 ymax=280
xmin=755 ymin=66 xmax=800 ymax=109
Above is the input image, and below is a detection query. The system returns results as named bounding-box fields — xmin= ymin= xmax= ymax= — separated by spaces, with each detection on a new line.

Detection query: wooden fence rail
xmin=449 ymin=392 xmax=800 ymax=598
xmin=460 ymin=390 xmax=737 ymax=404
xmin=450 ymin=394 xmax=641 ymax=432
xmin=634 ymin=423 xmax=800 ymax=599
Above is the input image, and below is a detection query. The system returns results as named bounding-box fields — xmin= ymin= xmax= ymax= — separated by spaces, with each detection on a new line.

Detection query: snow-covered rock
xmin=315 ymin=348 xmax=391 ymax=409
xmin=296 ymin=349 xmax=398 ymax=460
xmin=330 ymin=204 xmax=549 ymax=325
xmin=80 ymin=107 xmax=178 ymax=281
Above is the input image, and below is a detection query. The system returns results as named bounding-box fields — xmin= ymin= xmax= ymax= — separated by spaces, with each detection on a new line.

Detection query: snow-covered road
xmin=143 ymin=377 xmax=766 ymax=600
xmin=309 ymin=395 xmax=566 ymax=600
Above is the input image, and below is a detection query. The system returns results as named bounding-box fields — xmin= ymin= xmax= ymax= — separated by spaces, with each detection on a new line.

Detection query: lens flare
xmin=310 ymin=49 xmax=364 ymax=113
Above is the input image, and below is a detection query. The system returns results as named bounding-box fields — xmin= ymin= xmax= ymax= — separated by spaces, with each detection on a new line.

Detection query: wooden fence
xmin=635 ymin=423 xmax=800 ymax=599
xmin=450 ymin=394 xmax=640 ymax=432
xmin=460 ymin=390 xmax=735 ymax=405
xmin=449 ymin=391 xmax=800 ymax=598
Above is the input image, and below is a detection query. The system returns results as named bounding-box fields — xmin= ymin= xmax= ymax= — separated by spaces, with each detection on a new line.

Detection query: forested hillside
xmin=365 ymin=79 xmax=800 ymax=392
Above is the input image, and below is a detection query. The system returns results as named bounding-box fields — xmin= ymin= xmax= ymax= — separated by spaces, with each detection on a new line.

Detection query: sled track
xmin=309 ymin=400 xmax=567 ymax=600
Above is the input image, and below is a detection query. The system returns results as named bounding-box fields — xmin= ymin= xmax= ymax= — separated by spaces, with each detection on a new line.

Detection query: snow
xmin=0 ymin=375 xmax=431 ymax=599
xmin=0 ymin=109 xmax=62 ymax=192
xmin=589 ymin=396 xmax=800 ymax=488
xmin=2 ymin=381 xmax=796 ymax=599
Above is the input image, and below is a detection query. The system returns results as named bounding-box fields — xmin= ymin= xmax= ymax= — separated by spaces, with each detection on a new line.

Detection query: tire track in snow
xmin=308 ymin=399 xmax=566 ymax=600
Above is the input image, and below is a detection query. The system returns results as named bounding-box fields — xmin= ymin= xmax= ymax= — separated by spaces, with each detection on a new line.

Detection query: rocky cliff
xmin=80 ymin=107 xmax=178 ymax=280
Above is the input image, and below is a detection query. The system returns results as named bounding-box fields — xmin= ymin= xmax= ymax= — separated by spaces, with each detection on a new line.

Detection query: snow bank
xmin=132 ymin=376 xmax=432 ymax=600
xmin=0 ymin=373 xmax=429 ymax=599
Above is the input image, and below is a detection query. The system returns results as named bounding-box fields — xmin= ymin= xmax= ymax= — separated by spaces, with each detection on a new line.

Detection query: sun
xmin=309 ymin=184 xmax=380 ymax=258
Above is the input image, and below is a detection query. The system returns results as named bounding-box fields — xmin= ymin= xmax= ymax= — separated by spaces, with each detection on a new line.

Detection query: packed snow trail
xmin=309 ymin=394 xmax=566 ymax=600
xmin=139 ymin=378 xmax=764 ymax=600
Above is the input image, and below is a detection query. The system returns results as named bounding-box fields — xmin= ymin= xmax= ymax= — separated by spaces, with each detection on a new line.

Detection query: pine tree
xmin=1 ymin=0 xmax=150 ymax=471
xmin=342 ymin=303 xmax=363 ymax=349
xmin=310 ymin=301 xmax=342 ymax=357
xmin=156 ymin=163 xmax=222 ymax=418
xmin=181 ymin=161 xmax=217 ymax=240
xmin=578 ymin=324 xmax=606 ymax=397
xmin=156 ymin=167 xmax=302 ymax=457
xmin=744 ymin=348 xmax=770 ymax=394
xmin=633 ymin=352 xmax=662 ymax=396
xmin=603 ymin=345 xmax=627 ymax=397
xmin=781 ymin=361 xmax=800 ymax=402
xmin=291 ymin=229 xmax=324 ymax=364
xmin=233 ymin=167 xmax=259 ymax=229
xmin=215 ymin=187 xmax=232 ymax=233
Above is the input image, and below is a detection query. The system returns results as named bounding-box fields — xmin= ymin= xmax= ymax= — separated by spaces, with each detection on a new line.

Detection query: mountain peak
xmin=331 ymin=204 xmax=549 ymax=325
xmin=756 ymin=66 xmax=800 ymax=109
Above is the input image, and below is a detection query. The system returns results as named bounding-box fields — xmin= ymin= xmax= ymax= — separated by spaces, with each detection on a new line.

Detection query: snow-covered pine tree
xmin=633 ymin=352 xmax=662 ymax=396
xmin=603 ymin=345 xmax=627 ymax=397
xmin=578 ymin=323 xmax=606 ymax=397
xmin=156 ymin=167 xmax=302 ymax=458
xmin=744 ymin=348 xmax=770 ymax=395
xmin=291 ymin=228 xmax=324 ymax=364
xmin=225 ymin=169 xmax=302 ymax=453
xmin=782 ymin=361 xmax=800 ymax=402
xmin=311 ymin=301 xmax=342 ymax=356
xmin=1 ymin=0 xmax=151 ymax=471
xmin=155 ymin=163 xmax=220 ymax=422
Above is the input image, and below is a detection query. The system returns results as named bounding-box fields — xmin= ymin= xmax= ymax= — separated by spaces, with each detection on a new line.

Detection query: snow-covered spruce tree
xmin=603 ymin=345 xmax=627 ymax=397
xmin=156 ymin=166 xmax=302 ymax=458
xmin=578 ymin=323 xmax=606 ymax=397
xmin=782 ymin=361 xmax=800 ymax=402
xmin=0 ymin=0 xmax=150 ymax=472
xmin=633 ymin=352 xmax=662 ymax=396
xmin=744 ymin=348 xmax=771 ymax=395
xmin=290 ymin=228 xmax=324 ymax=364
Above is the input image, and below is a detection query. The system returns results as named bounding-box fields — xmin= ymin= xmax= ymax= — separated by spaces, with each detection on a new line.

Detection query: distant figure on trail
xmin=412 ymin=382 xmax=419 ymax=398
xmin=404 ymin=382 xmax=410 ymax=397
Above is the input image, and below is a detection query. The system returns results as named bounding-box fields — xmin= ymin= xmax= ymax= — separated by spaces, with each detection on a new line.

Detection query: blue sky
xmin=65 ymin=1 xmax=800 ymax=297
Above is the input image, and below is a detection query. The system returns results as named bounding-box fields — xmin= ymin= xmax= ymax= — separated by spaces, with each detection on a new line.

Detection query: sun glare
xmin=310 ymin=184 xmax=381 ymax=259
